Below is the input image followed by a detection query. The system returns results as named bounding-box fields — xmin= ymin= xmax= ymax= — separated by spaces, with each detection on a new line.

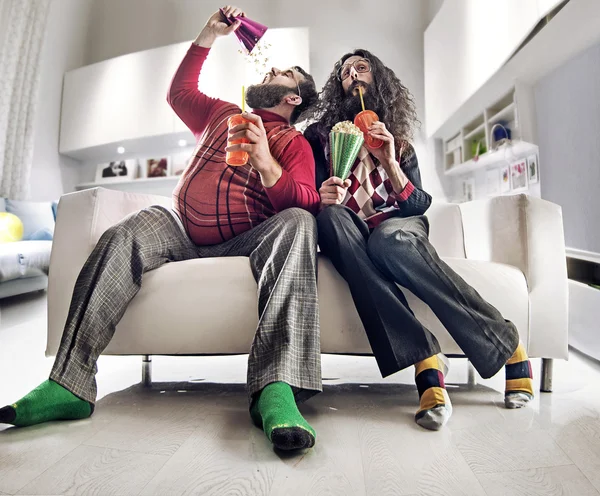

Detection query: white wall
xmin=83 ymin=0 xmax=446 ymax=199
xmin=535 ymin=40 xmax=600 ymax=254
xmin=29 ymin=0 xmax=94 ymax=201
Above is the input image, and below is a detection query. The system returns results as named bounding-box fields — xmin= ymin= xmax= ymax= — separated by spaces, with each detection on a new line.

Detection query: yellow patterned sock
xmin=505 ymin=342 xmax=534 ymax=409
xmin=414 ymin=354 xmax=452 ymax=431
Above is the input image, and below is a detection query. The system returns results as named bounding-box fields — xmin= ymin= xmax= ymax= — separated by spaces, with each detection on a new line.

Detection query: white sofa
xmin=46 ymin=188 xmax=569 ymax=390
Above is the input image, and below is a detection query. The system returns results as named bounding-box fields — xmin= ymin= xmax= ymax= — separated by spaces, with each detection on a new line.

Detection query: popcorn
xmin=330 ymin=121 xmax=364 ymax=180
xmin=332 ymin=121 xmax=362 ymax=135
xmin=239 ymin=40 xmax=272 ymax=70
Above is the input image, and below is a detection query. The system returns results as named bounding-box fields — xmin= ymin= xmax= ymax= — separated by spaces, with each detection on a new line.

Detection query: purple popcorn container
xmin=219 ymin=8 xmax=268 ymax=54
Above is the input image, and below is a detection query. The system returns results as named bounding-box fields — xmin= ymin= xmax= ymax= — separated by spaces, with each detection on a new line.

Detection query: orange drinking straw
xmin=358 ymin=86 xmax=366 ymax=112
xmin=242 ymin=85 xmax=246 ymax=113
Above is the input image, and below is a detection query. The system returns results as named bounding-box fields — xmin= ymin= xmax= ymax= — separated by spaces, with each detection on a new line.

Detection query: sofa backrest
xmin=427 ymin=200 xmax=466 ymax=259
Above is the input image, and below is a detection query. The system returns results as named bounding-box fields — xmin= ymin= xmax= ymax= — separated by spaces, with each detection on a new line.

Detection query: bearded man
xmin=303 ymin=49 xmax=533 ymax=431
xmin=1 ymin=6 xmax=321 ymax=452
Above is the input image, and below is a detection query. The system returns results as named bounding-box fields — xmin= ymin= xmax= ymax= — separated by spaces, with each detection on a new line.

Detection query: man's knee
xmin=316 ymin=204 xmax=352 ymax=230
xmin=368 ymin=222 xmax=419 ymax=262
xmin=277 ymin=207 xmax=317 ymax=234
xmin=101 ymin=206 xmax=166 ymax=242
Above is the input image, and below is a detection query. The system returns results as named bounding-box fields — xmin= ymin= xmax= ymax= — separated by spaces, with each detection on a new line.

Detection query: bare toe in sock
xmin=415 ymin=404 xmax=453 ymax=431
xmin=504 ymin=392 xmax=533 ymax=409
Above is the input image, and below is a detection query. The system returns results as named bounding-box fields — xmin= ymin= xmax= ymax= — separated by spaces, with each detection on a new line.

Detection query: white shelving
xmin=464 ymin=123 xmax=486 ymax=141
xmin=444 ymin=88 xmax=525 ymax=174
xmin=444 ymin=141 xmax=538 ymax=177
xmin=488 ymin=102 xmax=516 ymax=126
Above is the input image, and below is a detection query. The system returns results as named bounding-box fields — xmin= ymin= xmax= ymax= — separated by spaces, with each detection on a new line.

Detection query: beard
xmin=246 ymin=83 xmax=295 ymax=110
xmin=340 ymin=80 xmax=378 ymax=120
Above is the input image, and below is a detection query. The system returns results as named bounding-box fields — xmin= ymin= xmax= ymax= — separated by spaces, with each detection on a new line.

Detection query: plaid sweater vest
xmin=173 ymin=103 xmax=301 ymax=246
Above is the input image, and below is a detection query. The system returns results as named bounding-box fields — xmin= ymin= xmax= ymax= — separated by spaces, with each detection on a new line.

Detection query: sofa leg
xmin=142 ymin=355 xmax=152 ymax=387
xmin=540 ymin=358 xmax=553 ymax=393
xmin=467 ymin=360 xmax=477 ymax=387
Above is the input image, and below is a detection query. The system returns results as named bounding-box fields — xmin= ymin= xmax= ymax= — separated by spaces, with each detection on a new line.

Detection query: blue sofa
xmin=0 ymin=198 xmax=56 ymax=299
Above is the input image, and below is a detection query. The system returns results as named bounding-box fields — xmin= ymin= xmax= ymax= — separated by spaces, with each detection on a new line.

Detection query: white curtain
xmin=0 ymin=0 xmax=50 ymax=199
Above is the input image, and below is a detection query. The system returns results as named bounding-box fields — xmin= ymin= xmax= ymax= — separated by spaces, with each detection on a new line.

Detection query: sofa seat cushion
xmin=93 ymin=255 xmax=529 ymax=357
xmin=0 ymin=241 xmax=52 ymax=283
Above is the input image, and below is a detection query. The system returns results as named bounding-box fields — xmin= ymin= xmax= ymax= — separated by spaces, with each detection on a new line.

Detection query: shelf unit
xmin=444 ymin=141 xmax=538 ymax=177
xmin=444 ymin=88 xmax=524 ymax=173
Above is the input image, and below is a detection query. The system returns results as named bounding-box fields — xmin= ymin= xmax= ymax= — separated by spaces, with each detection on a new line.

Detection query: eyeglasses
xmin=337 ymin=58 xmax=372 ymax=81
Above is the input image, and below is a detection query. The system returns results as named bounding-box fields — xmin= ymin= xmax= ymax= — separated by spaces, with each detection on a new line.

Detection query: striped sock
xmin=414 ymin=354 xmax=452 ymax=431
xmin=505 ymin=342 xmax=534 ymax=409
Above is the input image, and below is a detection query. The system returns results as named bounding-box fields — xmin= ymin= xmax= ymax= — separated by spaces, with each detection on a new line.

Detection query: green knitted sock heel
xmin=250 ymin=382 xmax=315 ymax=451
xmin=0 ymin=380 xmax=93 ymax=427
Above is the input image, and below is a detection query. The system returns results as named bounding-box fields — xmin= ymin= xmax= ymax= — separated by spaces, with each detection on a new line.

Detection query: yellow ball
xmin=0 ymin=212 xmax=24 ymax=243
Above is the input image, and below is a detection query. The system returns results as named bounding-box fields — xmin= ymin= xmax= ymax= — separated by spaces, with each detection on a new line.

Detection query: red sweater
xmin=167 ymin=44 xmax=320 ymax=246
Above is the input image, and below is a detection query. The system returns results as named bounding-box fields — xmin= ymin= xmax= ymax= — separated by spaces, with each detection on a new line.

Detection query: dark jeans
xmin=317 ymin=205 xmax=519 ymax=379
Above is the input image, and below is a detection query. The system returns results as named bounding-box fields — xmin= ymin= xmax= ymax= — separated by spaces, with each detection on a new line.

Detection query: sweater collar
xmin=252 ymin=108 xmax=289 ymax=125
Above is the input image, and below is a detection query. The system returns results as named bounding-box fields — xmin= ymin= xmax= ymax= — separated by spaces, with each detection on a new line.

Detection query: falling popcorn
xmin=239 ymin=40 xmax=272 ymax=72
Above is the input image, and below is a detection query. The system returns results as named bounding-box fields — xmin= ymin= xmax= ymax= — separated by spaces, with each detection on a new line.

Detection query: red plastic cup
xmin=354 ymin=110 xmax=383 ymax=149
xmin=226 ymin=114 xmax=250 ymax=166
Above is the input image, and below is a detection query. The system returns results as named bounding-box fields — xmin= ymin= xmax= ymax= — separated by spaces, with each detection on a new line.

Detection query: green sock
xmin=0 ymin=380 xmax=93 ymax=427
xmin=250 ymin=382 xmax=315 ymax=451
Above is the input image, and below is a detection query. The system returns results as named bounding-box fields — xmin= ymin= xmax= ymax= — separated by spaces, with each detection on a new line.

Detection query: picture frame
xmin=95 ymin=159 xmax=138 ymax=183
xmin=171 ymin=151 xmax=191 ymax=177
xmin=500 ymin=165 xmax=511 ymax=193
xmin=141 ymin=157 xmax=171 ymax=179
xmin=510 ymin=158 xmax=528 ymax=192
xmin=527 ymin=154 xmax=540 ymax=184
xmin=462 ymin=177 xmax=475 ymax=202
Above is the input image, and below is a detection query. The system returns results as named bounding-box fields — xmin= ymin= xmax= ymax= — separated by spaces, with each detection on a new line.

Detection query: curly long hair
xmin=302 ymin=49 xmax=420 ymax=154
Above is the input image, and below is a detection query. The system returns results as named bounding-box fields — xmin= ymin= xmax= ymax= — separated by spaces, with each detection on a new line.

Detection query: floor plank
xmin=269 ymin=391 xmax=366 ymax=496
xmin=551 ymin=414 xmax=600 ymax=492
xmin=16 ymin=445 xmax=169 ymax=496
xmin=344 ymin=384 xmax=488 ymax=496
xmin=454 ymin=421 xmax=572 ymax=474
xmin=0 ymin=419 xmax=108 ymax=495
xmin=477 ymin=464 xmax=600 ymax=496
xmin=139 ymin=414 xmax=277 ymax=496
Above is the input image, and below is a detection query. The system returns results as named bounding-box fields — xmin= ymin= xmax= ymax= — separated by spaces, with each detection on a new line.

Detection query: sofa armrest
xmin=46 ymin=188 xmax=172 ymax=356
xmin=459 ymin=194 xmax=568 ymax=359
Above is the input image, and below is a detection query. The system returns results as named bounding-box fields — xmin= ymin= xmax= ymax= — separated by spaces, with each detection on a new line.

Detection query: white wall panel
xmin=425 ymin=0 xmax=540 ymax=137
xmin=61 ymin=28 xmax=309 ymax=158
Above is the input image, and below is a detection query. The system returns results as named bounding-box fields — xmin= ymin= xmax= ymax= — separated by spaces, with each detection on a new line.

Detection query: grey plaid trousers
xmin=50 ymin=206 xmax=322 ymax=405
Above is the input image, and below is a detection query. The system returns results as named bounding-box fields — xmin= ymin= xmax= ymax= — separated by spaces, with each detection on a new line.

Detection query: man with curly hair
xmin=303 ymin=49 xmax=534 ymax=431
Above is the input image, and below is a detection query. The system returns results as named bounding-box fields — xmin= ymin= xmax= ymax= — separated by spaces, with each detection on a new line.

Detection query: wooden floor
xmin=1 ymin=293 xmax=600 ymax=495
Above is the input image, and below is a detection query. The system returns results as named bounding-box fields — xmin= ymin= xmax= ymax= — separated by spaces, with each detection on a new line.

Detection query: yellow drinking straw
xmin=242 ymin=85 xmax=246 ymax=113
xmin=358 ymin=86 xmax=366 ymax=112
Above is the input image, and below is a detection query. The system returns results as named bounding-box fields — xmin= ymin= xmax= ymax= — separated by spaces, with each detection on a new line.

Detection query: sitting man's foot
xmin=250 ymin=381 xmax=315 ymax=451
xmin=0 ymin=379 xmax=93 ymax=427
xmin=414 ymin=354 xmax=452 ymax=431
xmin=505 ymin=342 xmax=534 ymax=409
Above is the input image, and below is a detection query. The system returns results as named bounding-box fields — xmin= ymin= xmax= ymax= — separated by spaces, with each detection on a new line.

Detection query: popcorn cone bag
xmin=330 ymin=121 xmax=364 ymax=181
xmin=220 ymin=8 xmax=268 ymax=54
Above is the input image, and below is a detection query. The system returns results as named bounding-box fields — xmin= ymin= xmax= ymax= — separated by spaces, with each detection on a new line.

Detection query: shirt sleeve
xmin=264 ymin=136 xmax=321 ymax=215
xmin=391 ymin=147 xmax=433 ymax=217
xmin=166 ymin=44 xmax=230 ymax=138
